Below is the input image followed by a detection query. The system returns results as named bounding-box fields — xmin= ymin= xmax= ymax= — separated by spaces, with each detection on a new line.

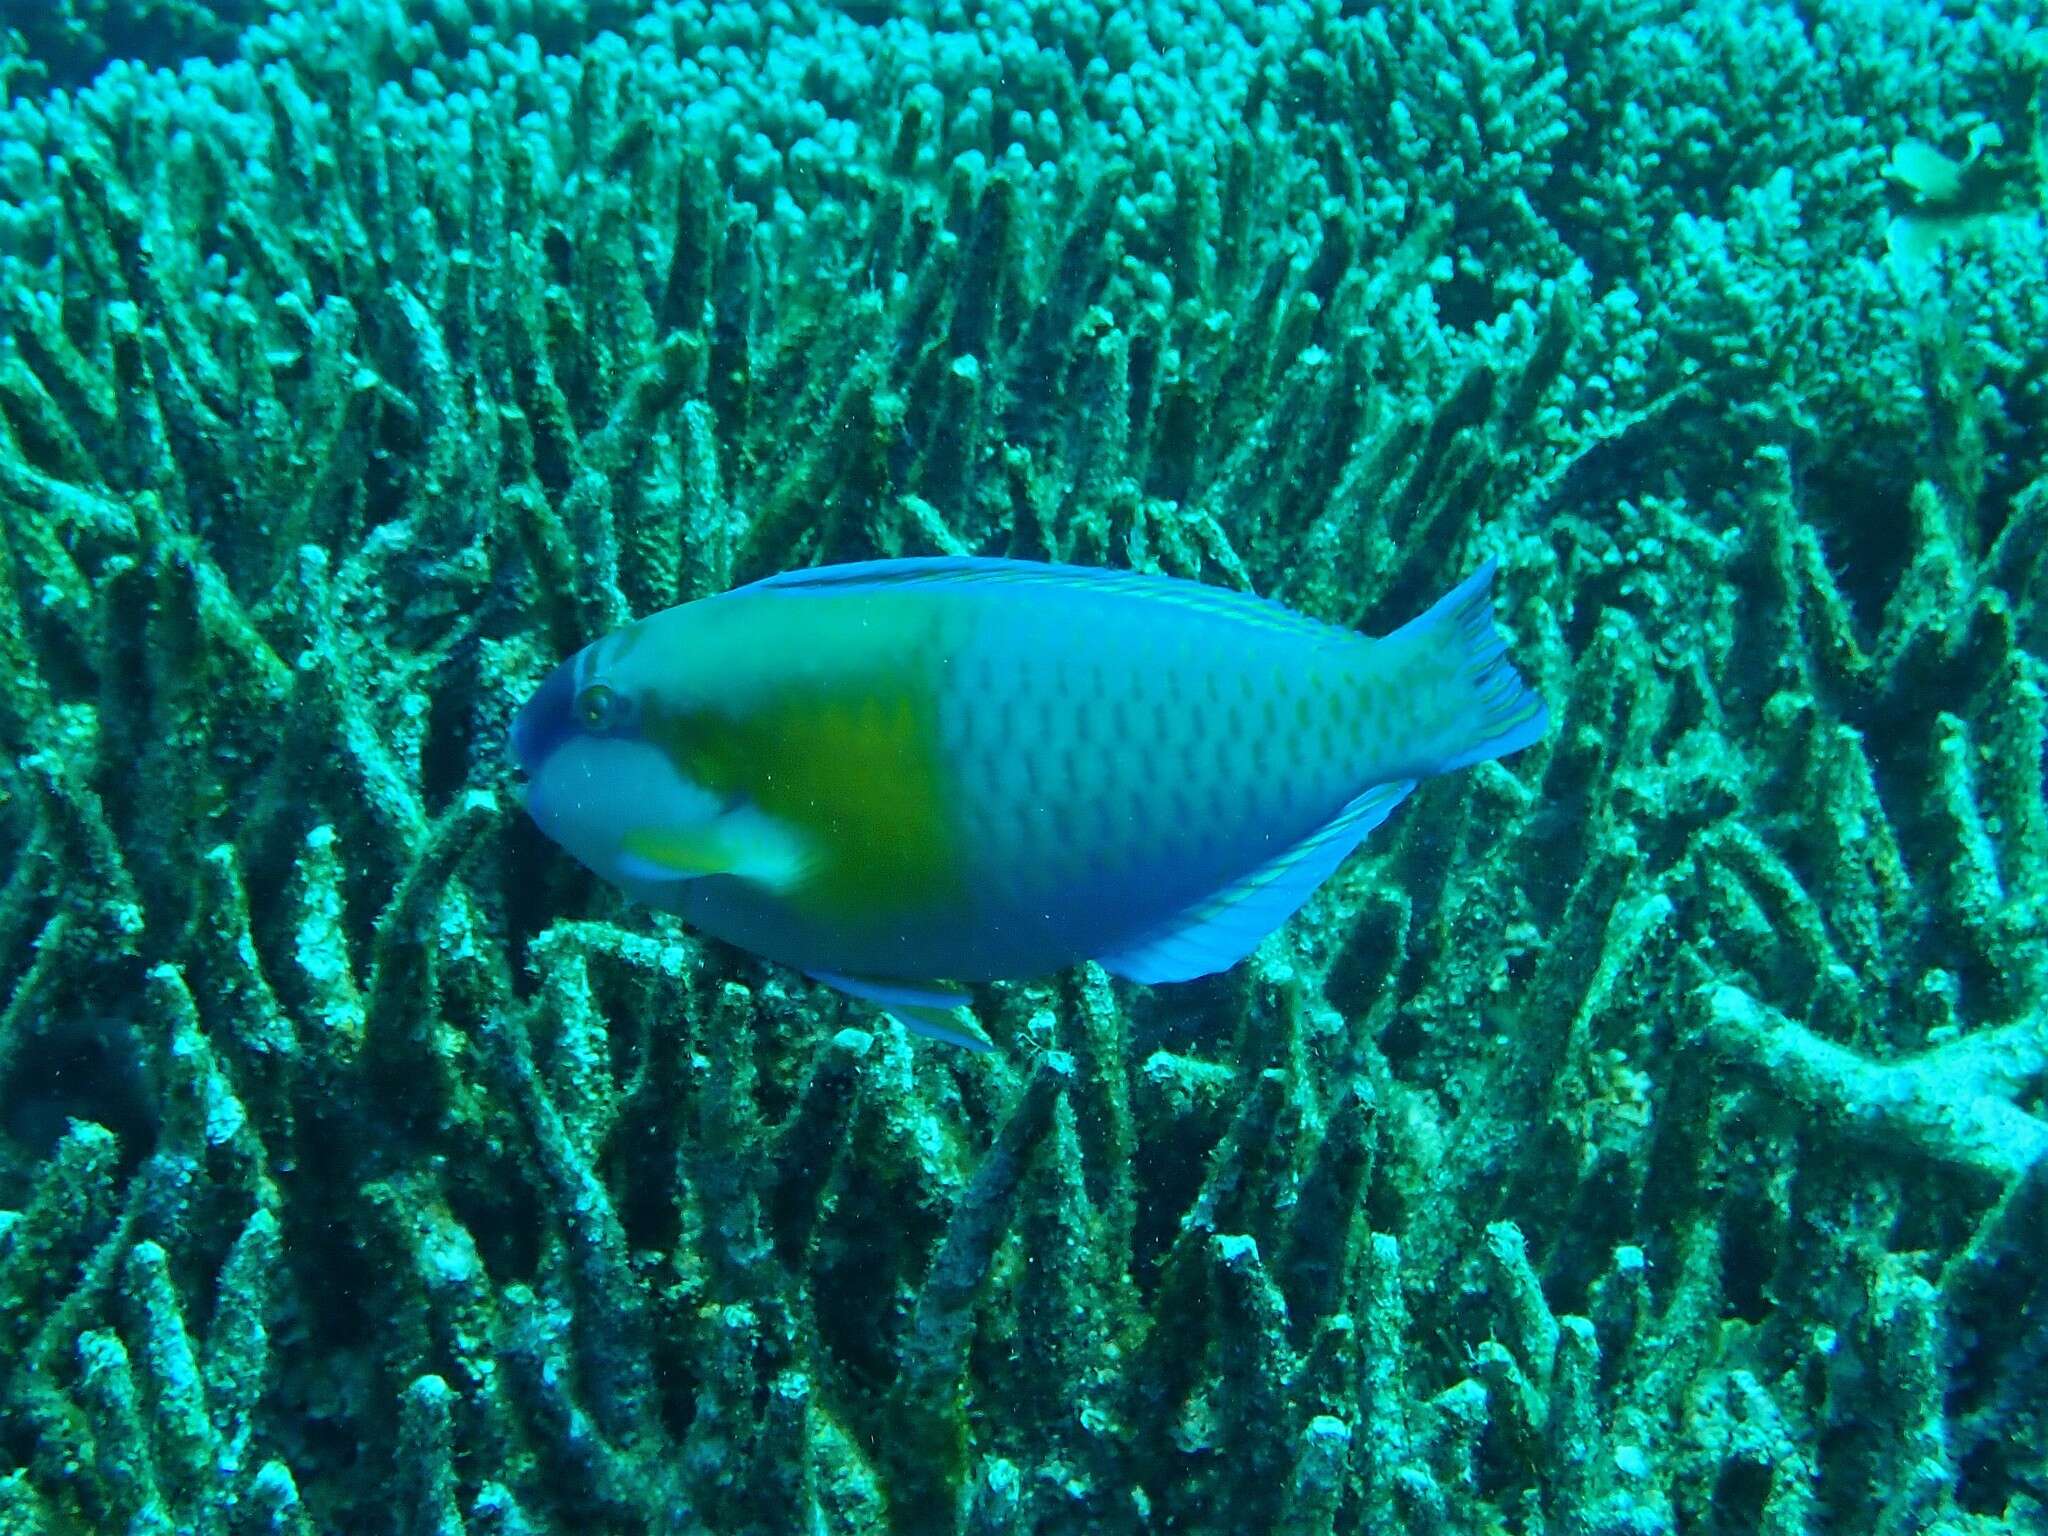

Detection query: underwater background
xmin=0 ymin=1 xmax=2045 ymax=1533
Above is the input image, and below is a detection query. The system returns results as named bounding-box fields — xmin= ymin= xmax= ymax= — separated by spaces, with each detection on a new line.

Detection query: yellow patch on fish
xmin=649 ymin=682 xmax=960 ymax=920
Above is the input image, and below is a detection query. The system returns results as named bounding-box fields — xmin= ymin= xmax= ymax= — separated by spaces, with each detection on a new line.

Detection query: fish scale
xmin=927 ymin=579 xmax=1371 ymax=971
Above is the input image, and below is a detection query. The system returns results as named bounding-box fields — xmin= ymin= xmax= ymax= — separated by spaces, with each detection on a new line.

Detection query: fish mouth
xmin=512 ymin=756 xmax=551 ymax=823
xmin=505 ymin=727 xmax=535 ymax=811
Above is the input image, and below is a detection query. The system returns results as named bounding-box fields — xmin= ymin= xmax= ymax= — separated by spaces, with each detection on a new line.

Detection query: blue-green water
xmin=0 ymin=3 xmax=2042 ymax=1533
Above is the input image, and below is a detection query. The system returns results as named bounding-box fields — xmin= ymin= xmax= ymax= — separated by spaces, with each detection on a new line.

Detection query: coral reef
xmin=0 ymin=1 xmax=2044 ymax=1532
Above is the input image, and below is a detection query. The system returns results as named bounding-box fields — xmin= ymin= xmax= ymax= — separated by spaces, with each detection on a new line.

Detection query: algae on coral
xmin=0 ymin=1 xmax=2045 ymax=1533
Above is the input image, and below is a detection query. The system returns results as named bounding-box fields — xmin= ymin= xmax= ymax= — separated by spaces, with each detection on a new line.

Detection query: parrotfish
xmin=512 ymin=557 xmax=1545 ymax=1049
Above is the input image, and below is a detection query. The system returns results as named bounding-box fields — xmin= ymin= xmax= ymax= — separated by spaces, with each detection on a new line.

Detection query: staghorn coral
xmin=0 ymin=1 xmax=2044 ymax=1533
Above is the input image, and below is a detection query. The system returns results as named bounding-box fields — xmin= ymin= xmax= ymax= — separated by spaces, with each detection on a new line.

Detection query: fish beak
xmin=505 ymin=731 xmax=533 ymax=815
xmin=509 ymin=660 xmax=579 ymax=777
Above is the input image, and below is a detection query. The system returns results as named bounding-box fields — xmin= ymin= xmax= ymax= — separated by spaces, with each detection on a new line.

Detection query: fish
xmin=511 ymin=557 xmax=1547 ymax=1049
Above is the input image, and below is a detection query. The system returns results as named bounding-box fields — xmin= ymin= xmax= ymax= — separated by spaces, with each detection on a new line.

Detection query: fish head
xmin=510 ymin=627 xmax=734 ymax=891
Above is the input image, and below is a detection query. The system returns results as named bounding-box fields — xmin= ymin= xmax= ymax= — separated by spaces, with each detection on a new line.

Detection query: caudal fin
xmin=1385 ymin=559 xmax=1548 ymax=774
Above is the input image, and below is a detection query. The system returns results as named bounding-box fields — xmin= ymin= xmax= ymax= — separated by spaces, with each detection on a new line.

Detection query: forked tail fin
xmin=1383 ymin=559 xmax=1548 ymax=775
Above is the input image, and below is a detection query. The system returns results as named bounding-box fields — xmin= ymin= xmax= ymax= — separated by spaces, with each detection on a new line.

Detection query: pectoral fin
xmin=620 ymin=825 xmax=739 ymax=880
xmin=620 ymin=806 xmax=810 ymax=891
xmin=811 ymin=971 xmax=993 ymax=1052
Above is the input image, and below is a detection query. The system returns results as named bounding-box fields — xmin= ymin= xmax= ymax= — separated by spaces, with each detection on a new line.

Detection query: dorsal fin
xmin=1097 ymin=780 xmax=1416 ymax=984
xmin=739 ymin=557 xmax=1335 ymax=641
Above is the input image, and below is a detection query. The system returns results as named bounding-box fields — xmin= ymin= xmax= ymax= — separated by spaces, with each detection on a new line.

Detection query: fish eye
xmin=576 ymin=683 xmax=618 ymax=729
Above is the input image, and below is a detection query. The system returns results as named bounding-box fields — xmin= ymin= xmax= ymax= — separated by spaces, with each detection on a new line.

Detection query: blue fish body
xmin=512 ymin=558 xmax=1546 ymax=1042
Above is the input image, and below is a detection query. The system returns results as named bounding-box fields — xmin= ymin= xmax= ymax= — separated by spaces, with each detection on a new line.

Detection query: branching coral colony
xmin=0 ymin=2 xmax=2045 ymax=1533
